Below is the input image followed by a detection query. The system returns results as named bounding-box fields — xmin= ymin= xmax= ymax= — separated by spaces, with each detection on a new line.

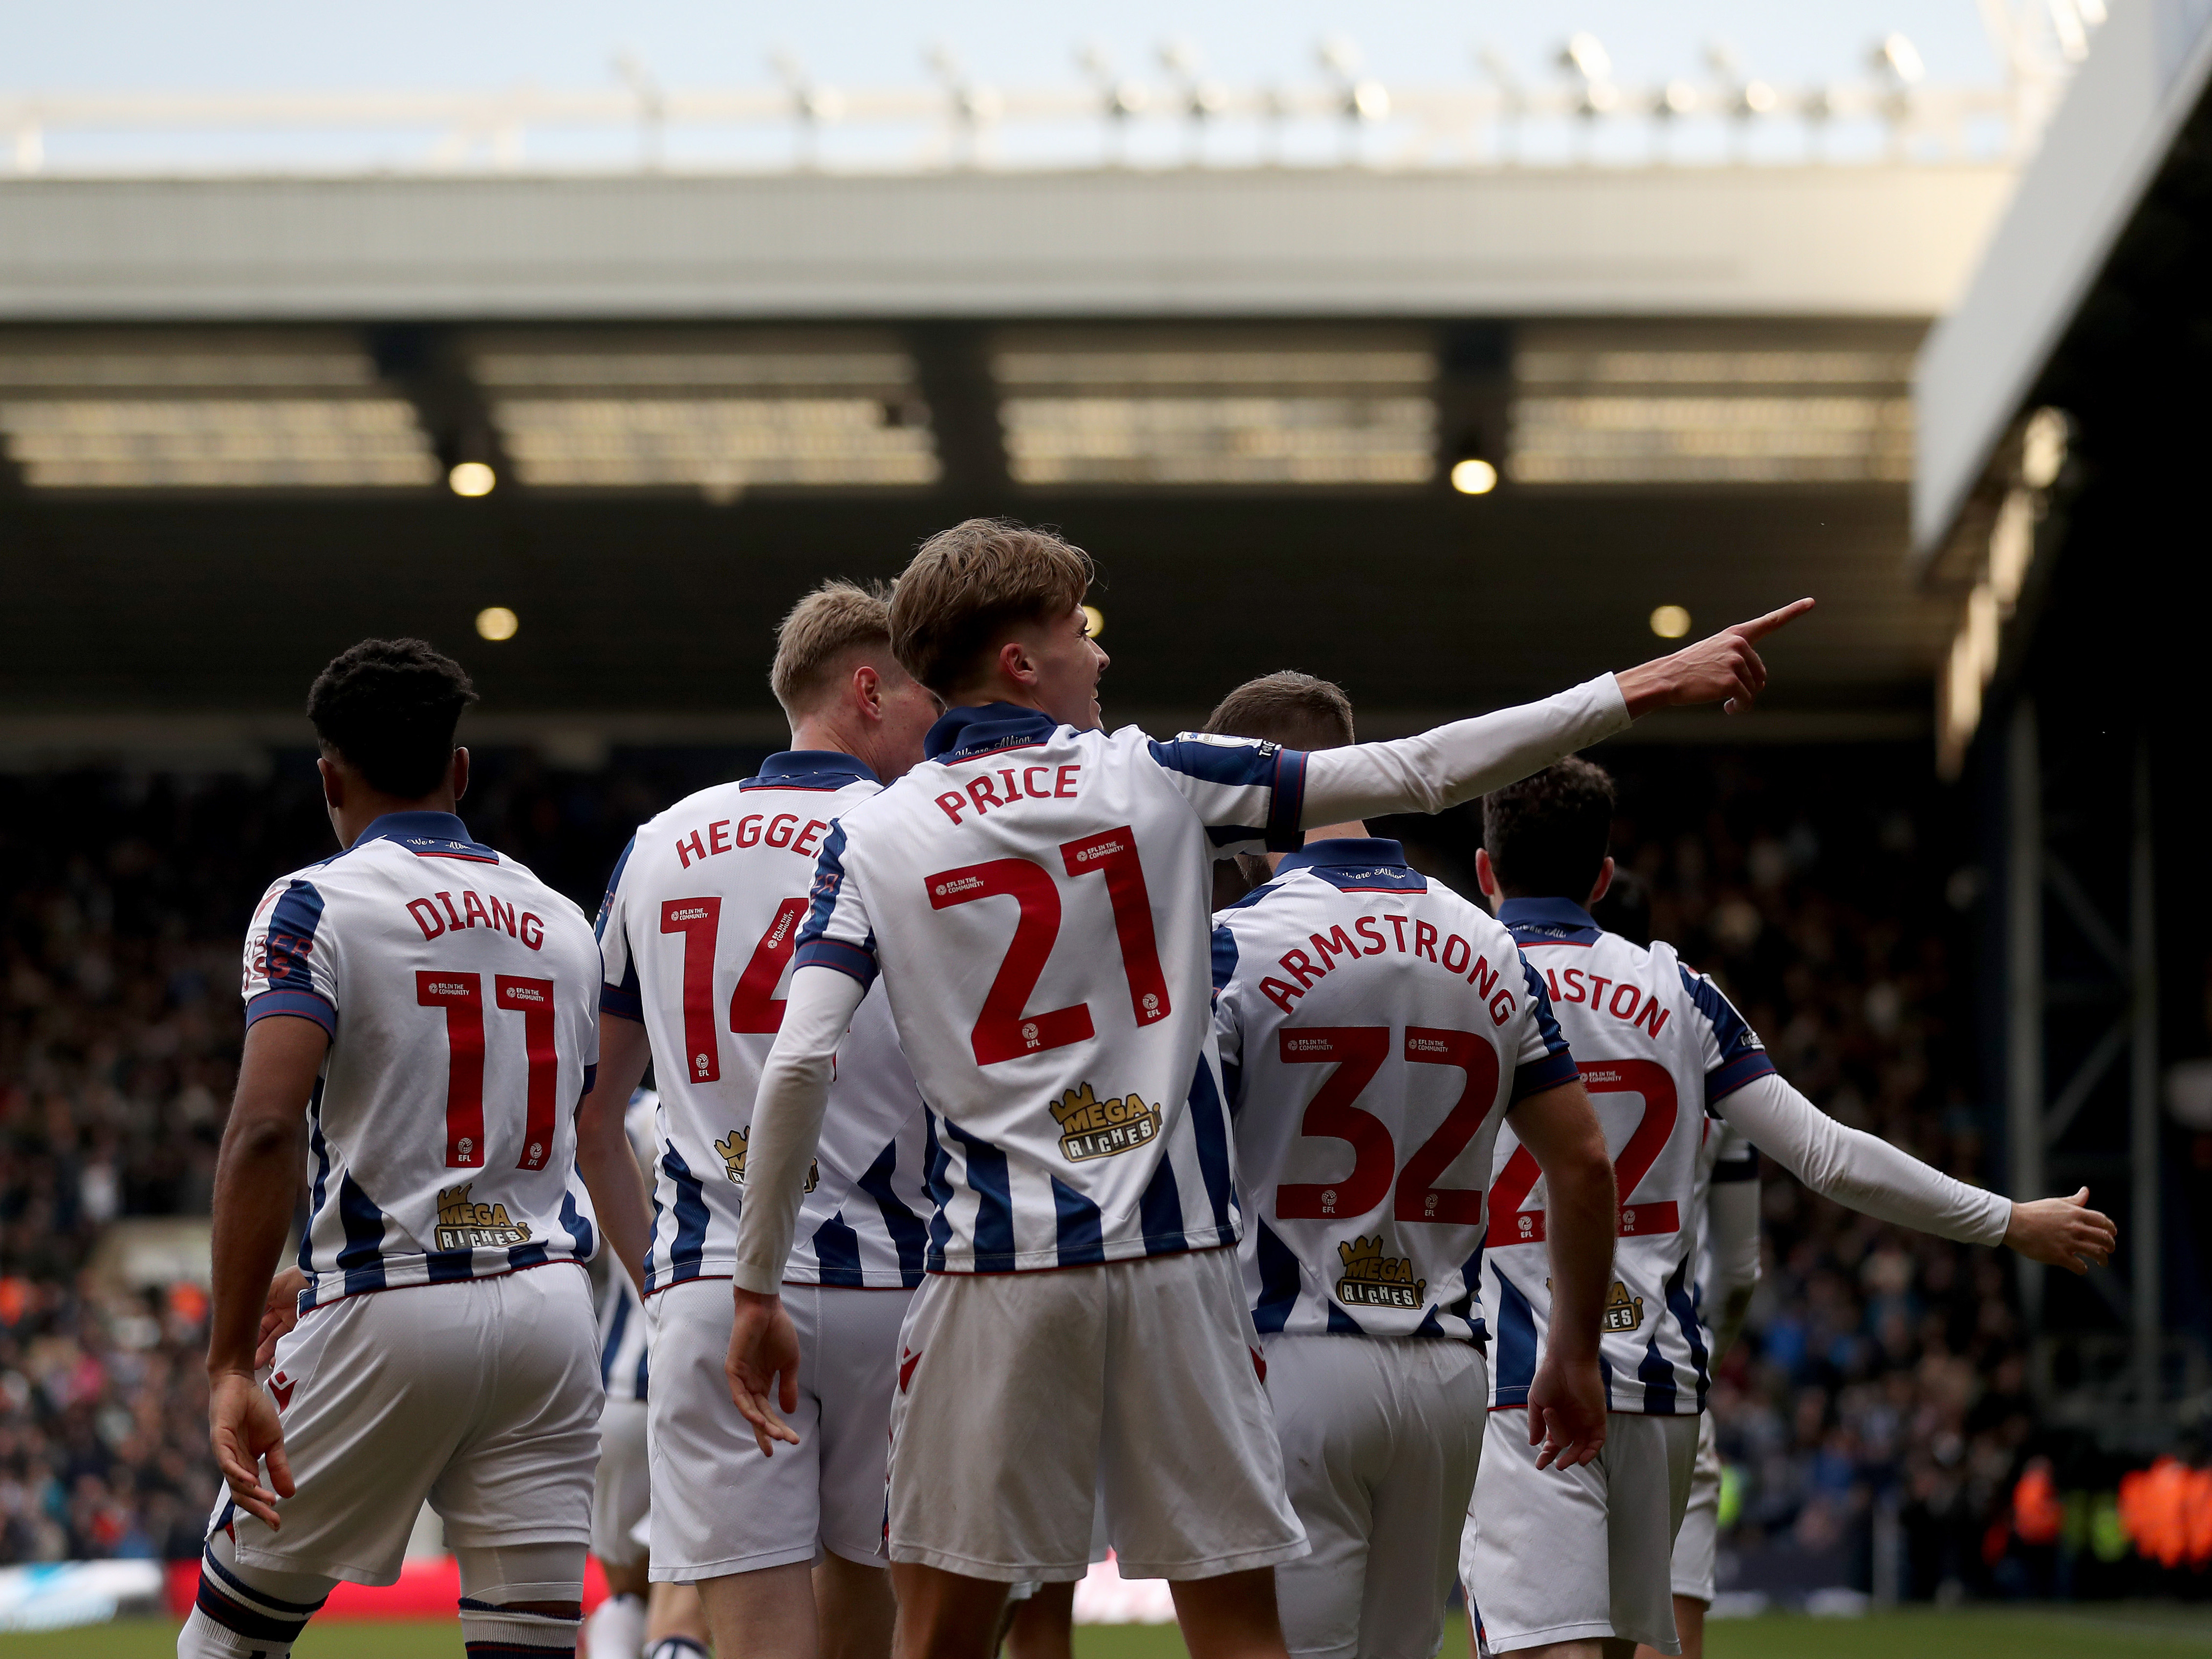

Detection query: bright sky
xmin=14 ymin=1 xmax=2003 ymax=92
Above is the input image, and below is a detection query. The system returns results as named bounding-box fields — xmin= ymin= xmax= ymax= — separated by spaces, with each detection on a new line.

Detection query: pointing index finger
xmin=1726 ymin=598 xmax=1816 ymax=644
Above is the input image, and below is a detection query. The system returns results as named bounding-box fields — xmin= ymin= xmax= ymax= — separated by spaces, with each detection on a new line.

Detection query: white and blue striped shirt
xmin=594 ymin=1091 xmax=660 ymax=1403
xmin=598 ymin=754 xmax=932 ymax=1294
xmin=792 ymin=705 xmax=1311 ymax=1274
xmin=241 ymin=812 xmax=603 ymax=1314
xmin=1211 ymin=840 xmax=1576 ymax=1344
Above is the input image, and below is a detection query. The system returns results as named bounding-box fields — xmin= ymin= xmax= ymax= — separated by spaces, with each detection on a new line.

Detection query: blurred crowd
xmin=0 ymin=745 xmax=2193 ymax=1596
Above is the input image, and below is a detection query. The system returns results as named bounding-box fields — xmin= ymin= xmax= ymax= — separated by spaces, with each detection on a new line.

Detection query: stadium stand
xmin=3 ymin=738 xmax=2152 ymax=1602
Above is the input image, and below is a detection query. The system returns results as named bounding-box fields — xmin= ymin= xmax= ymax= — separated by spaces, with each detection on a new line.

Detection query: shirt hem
xmin=297 ymin=1255 xmax=588 ymax=1314
xmin=924 ymin=1230 xmax=1236 ymax=1275
xmin=647 ymin=1267 xmax=922 ymax=1298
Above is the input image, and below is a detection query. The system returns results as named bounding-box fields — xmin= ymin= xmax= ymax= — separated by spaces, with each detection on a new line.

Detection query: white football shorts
xmin=592 ymin=1394 xmax=651 ymax=1569
xmin=886 ymin=1245 xmax=1308 ymax=1582
xmin=648 ymin=1278 xmax=911 ymax=1582
xmin=217 ymin=1266 xmax=601 ymax=1585
xmin=1670 ymin=1410 xmax=1721 ymax=1603
xmin=1264 ymin=1335 xmax=1486 ymax=1659
xmin=1461 ymin=1408 xmax=1698 ymax=1656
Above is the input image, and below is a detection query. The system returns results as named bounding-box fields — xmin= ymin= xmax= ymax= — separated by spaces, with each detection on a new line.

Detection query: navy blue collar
xmin=1278 ymin=837 xmax=1409 ymax=876
xmin=925 ymin=703 xmax=1062 ymax=762
xmin=1497 ymin=896 xmax=1603 ymax=942
xmin=747 ymin=749 xmax=879 ymax=790
xmin=355 ymin=811 xmax=498 ymax=861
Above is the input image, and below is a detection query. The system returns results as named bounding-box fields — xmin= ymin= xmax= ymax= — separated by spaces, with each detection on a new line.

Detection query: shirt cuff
xmin=793 ymin=937 xmax=879 ymax=988
xmin=1707 ymin=1051 xmax=1778 ymax=1105
xmin=1263 ymin=748 xmax=1310 ymax=852
xmin=1511 ymin=1049 xmax=1581 ymax=1102
xmin=731 ymin=1263 xmax=783 ymax=1295
xmin=245 ymin=988 xmax=336 ymax=1036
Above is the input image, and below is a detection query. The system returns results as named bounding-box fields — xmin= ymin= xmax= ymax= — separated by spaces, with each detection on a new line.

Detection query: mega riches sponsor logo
xmin=1049 ymin=1083 xmax=1161 ymax=1162
xmin=714 ymin=1126 xmax=818 ymax=1192
xmin=1602 ymin=1279 xmax=1647 ymax=1333
xmin=1334 ymin=1235 xmax=1427 ymax=1310
xmin=434 ymin=1184 xmax=534 ymax=1250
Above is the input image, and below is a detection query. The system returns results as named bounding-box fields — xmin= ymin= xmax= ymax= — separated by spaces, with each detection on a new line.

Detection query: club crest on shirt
xmin=434 ymin=1184 xmax=533 ymax=1250
xmin=1049 ymin=1083 xmax=1160 ymax=1162
xmin=715 ymin=1127 xmax=819 ymax=1193
xmin=1603 ymin=1278 xmax=1646 ymax=1334
xmin=1334 ymin=1235 xmax=1427 ymax=1311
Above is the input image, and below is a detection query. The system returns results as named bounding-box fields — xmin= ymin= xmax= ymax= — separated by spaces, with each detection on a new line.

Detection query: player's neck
xmin=1264 ymin=821 xmax=1369 ymax=873
xmin=787 ymin=715 xmax=880 ymax=780
xmin=331 ymin=787 xmax=459 ymax=848
xmin=941 ymin=677 xmax=1045 ymax=716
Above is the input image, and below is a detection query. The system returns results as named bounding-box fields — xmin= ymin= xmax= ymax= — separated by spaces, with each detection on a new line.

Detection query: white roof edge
xmin=1912 ymin=0 xmax=2212 ymax=566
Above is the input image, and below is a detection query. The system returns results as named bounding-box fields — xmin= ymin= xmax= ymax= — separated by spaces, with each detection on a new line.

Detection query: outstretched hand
xmin=1617 ymin=598 xmax=1816 ymax=718
xmin=2005 ymin=1186 xmax=2118 ymax=1276
xmin=726 ymin=1288 xmax=803 ymax=1457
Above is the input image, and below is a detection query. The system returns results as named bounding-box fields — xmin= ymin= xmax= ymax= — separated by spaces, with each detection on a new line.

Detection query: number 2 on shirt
xmin=1273 ymin=1026 xmax=1501 ymax=1224
xmin=925 ymin=825 xmax=1171 ymax=1067
xmin=1484 ymin=1058 xmax=1680 ymax=1246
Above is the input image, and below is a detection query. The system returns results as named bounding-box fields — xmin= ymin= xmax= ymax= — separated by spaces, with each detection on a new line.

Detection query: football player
xmin=724 ymin=519 xmax=1811 ymax=1659
xmin=1462 ymin=757 xmax=2118 ymax=1659
xmin=581 ymin=1088 xmax=713 ymax=1659
xmin=580 ymin=582 xmax=939 ymax=1659
xmin=189 ymin=640 xmax=604 ymax=1659
xmin=1205 ymin=672 xmax=1617 ymax=1659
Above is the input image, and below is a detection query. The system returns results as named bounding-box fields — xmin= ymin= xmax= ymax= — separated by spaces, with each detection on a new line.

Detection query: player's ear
xmin=316 ymin=754 xmax=344 ymax=813
xmin=450 ymin=747 xmax=471 ymax=804
xmin=1474 ymin=847 xmax=1500 ymax=908
xmin=852 ymin=662 xmax=884 ymax=720
xmin=1586 ymin=856 xmax=1615 ymax=907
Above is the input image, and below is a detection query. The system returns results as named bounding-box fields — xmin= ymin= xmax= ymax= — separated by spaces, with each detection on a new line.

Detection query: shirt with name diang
xmin=241 ymin=812 xmax=602 ymax=1312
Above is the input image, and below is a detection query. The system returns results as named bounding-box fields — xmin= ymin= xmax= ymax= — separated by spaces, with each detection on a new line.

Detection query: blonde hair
xmin=1204 ymin=670 xmax=1357 ymax=751
xmin=888 ymin=518 xmax=1094 ymax=696
xmin=769 ymin=580 xmax=896 ymax=719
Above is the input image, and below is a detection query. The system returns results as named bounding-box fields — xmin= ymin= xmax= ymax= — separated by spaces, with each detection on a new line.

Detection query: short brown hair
xmin=770 ymin=580 xmax=896 ymax=719
xmin=889 ymin=519 xmax=1094 ymax=696
xmin=1482 ymin=757 xmax=1615 ymax=900
xmin=1204 ymin=671 xmax=1356 ymax=751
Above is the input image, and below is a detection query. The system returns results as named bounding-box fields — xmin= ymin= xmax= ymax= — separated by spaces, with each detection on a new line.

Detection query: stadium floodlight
xmin=1876 ymin=34 xmax=1925 ymax=85
xmin=1649 ymin=605 xmax=1692 ymax=640
xmin=1081 ymin=605 xmax=1105 ymax=640
xmin=448 ymin=460 xmax=496 ymax=497
xmin=475 ymin=606 xmax=519 ymax=642
xmin=1450 ymin=458 xmax=1498 ymax=496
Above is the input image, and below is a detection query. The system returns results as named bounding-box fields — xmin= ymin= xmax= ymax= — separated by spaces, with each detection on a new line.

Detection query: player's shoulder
xmin=630 ymin=777 xmax=754 ymax=844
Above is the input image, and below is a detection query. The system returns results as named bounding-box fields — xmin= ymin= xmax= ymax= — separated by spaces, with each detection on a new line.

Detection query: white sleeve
xmin=1705 ymin=1177 xmax=1762 ymax=1302
xmin=729 ymin=964 xmax=869 ymax=1294
xmin=1298 ymin=674 xmax=1630 ymax=823
xmin=1718 ymin=1072 xmax=2011 ymax=1247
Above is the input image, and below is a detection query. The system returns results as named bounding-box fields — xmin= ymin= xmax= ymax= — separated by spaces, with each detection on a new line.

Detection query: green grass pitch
xmin=11 ymin=1608 xmax=2209 ymax=1658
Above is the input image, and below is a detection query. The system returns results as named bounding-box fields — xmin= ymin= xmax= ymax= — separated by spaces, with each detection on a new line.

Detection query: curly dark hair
xmin=1481 ymin=755 xmax=1615 ymax=902
xmin=306 ymin=638 xmax=478 ymax=798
